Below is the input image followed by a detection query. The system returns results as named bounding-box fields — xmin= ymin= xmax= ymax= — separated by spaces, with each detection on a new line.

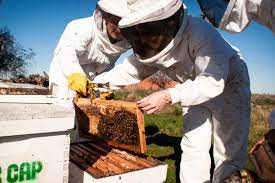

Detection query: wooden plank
xmin=80 ymin=132 xmax=143 ymax=153
xmin=0 ymin=95 xmax=56 ymax=103
xmin=72 ymin=146 xmax=115 ymax=176
xmin=70 ymin=152 xmax=102 ymax=178
xmin=87 ymin=143 xmax=140 ymax=170
xmin=136 ymin=107 xmax=147 ymax=153
xmin=111 ymin=149 xmax=155 ymax=167
xmin=77 ymin=98 xmax=137 ymax=109
xmin=73 ymin=145 xmax=110 ymax=176
xmin=78 ymin=144 xmax=125 ymax=174
xmin=90 ymin=142 xmax=152 ymax=168
xmin=71 ymin=146 xmax=108 ymax=176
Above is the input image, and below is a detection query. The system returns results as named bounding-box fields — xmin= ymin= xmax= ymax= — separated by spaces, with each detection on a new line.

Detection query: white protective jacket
xmin=220 ymin=0 xmax=275 ymax=33
xmin=49 ymin=9 xmax=129 ymax=106
xmin=94 ymin=11 xmax=241 ymax=106
xmin=94 ymin=11 xmax=251 ymax=182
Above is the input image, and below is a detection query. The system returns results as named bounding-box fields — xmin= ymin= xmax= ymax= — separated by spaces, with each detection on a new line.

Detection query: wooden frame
xmin=74 ymin=98 xmax=147 ymax=154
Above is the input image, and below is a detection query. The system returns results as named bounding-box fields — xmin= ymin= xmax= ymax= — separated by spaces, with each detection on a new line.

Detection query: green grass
xmin=254 ymin=98 xmax=275 ymax=105
xmin=113 ymin=90 xmax=155 ymax=102
xmin=144 ymin=114 xmax=183 ymax=183
xmin=143 ymin=111 xmax=271 ymax=183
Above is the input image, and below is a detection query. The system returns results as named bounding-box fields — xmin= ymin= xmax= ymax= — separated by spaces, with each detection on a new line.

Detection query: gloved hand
xmin=137 ymin=90 xmax=171 ymax=114
xmin=67 ymin=73 xmax=89 ymax=97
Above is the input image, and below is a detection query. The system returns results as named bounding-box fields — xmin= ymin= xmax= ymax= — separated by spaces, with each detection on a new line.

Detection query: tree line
xmin=0 ymin=27 xmax=35 ymax=79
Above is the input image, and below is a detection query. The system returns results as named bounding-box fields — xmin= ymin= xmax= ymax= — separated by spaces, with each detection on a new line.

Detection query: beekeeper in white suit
xmin=197 ymin=0 xmax=275 ymax=162
xmin=94 ymin=0 xmax=251 ymax=182
xmin=197 ymin=0 xmax=275 ymax=33
xmin=49 ymin=0 xmax=130 ymax=107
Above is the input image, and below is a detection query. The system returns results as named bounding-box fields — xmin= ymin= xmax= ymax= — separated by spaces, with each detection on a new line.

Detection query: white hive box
xmin=0 ymin=83 xmax=75 ymax=183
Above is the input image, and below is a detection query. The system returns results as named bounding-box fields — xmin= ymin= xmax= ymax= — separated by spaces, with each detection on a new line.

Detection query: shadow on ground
xmin=146 ymin=125 xmax=182 ymax=183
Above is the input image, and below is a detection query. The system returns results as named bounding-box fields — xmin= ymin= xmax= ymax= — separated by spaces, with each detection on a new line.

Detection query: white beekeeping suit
xmin=197 ymin=0 xmax=275 ymax=33
xmin=94 ymin=1 xmax=251 ymax=182
xmin=49 ymin=0 xmax=130 ymax=107
xmin=198 ymin=1 xmax=275 ymax=170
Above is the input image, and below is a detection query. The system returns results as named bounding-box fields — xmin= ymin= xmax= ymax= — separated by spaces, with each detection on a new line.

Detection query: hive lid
xmin=0 ymin=102 xmax=74 ymax=121
xmin=74 ymin=98 xmax=147 ymax=154
xmin=0 ymin=95 xmax=74 ymax=120
xmin=0 ymin=81 xmax=50 ymax=95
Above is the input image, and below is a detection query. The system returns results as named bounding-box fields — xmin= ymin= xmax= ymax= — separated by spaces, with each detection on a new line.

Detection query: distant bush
xmin=114 ymin=90 xmax=155 ymax=102
xmin=254 ymin=98 xmax=275 ymax=105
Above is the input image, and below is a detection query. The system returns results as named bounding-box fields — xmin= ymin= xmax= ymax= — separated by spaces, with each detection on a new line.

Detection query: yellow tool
xmin=240 ymin=169 xmax=254 ymax=183
xmin=87 ymin=82 xmax=114 ymax=100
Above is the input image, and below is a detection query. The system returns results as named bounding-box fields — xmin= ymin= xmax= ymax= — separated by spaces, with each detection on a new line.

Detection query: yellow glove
xmin=99 ymin=90 xmax=114 ymax=100
xmin=67 ymin=73 xmax=89 ymax=97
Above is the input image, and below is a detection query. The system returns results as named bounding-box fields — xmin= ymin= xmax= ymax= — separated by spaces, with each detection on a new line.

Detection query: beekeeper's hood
xmin=117 ymin=0 xmax=187 ymax=68
xmin=98 ymin=0 xmax=130 ymax=17
xmin=119 ymin=0 xmax=183 ymax=28
xmin=93 ymin=9 xmax=130 ymax=56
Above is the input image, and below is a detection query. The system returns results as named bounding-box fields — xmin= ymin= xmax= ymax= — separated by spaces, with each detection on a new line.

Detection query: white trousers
xmin=180 ymin=60 xmax=251 ymax=183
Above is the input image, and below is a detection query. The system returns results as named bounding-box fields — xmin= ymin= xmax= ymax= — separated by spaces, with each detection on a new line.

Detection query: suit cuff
xmin=168 ymin=87 xmax=181 ymax=104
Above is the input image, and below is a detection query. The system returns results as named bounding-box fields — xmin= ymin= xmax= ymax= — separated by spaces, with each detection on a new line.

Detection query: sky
xmin=0 ymin=0 xmax=274 ymax=94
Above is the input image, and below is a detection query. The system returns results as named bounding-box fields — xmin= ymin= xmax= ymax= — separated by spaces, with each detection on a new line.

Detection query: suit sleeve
xmin=168 ymin=22 xmax=231 ymax=106
xmin=53 ymin=18 xmax=93 ymax=78
xmin=93 ymin=55 xmax=158 ymax=89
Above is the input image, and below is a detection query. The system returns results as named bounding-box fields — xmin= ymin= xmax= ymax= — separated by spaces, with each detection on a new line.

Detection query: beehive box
xmin=0 ymin=83 xmax=74 ymax=183
xmin=72 ymin=98 xmax=168 ymax=183
xmin=74 ymin=98 xmax=146 ymax=153
xmin=69 ymin=141 xmax=168 ymax=183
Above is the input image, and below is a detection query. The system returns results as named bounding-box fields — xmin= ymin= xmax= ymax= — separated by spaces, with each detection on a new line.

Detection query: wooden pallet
xmin=74 ymin=98 xmax=146 ymax=154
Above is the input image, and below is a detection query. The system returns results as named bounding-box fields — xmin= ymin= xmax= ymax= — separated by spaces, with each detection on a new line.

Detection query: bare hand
xmin=137 ymin=90 xmax=171 ymax=114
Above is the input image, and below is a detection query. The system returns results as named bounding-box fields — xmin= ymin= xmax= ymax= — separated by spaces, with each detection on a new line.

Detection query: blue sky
xmin=0 ymin=0 xmax=274 ymax=93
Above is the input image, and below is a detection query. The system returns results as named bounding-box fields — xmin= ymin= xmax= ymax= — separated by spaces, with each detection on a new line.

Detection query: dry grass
xmin=246 ymin=103 xmax=274 ymax=170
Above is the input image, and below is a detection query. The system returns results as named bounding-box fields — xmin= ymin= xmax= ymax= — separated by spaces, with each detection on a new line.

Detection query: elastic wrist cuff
xmin=168 ymin=88 xmax=181 ymax=104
